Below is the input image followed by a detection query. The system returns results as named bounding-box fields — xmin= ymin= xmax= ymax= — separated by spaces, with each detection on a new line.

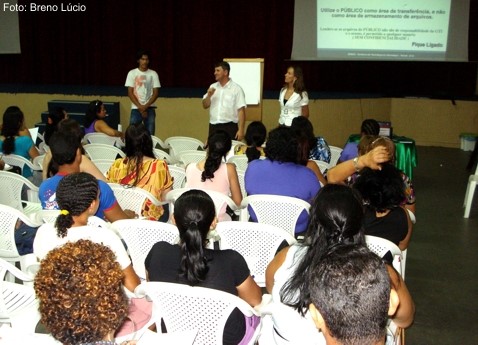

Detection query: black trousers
xmin=208 ymin=122 xmax=238 ymax=141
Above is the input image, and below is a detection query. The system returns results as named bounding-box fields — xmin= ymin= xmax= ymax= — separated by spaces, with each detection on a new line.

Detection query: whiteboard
xmin=227 ymin=61 xmax=261 ymax=105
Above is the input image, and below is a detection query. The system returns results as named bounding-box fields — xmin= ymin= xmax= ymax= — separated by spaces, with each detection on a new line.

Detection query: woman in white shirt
xmin=278 ymin=66 xmax=309 ymax=126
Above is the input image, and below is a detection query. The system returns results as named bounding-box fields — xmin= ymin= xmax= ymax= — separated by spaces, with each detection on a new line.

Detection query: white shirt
xmin=125 ymin=68 xmax=161 ymax=109
xmin=278 ymin=88 xmax=309 ymax=126
xmin=203 ymin=79 xmax=246 ymax=124
xmin=33 ymin=223 xmax=131 ymax=270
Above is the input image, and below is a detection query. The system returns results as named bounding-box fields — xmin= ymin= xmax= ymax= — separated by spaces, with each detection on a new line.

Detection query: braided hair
xmin=55 ymin=173 xmax=99 ymax=238
xmin=202 ymin=130 xmax=231 ymax=182
xmin=280 ymin=184 xmax=365 ymax=315
xmin=174 ymin=189 xmax=216 ymax=285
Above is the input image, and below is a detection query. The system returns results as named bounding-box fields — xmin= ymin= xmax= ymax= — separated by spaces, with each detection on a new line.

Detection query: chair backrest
xmin=0 ymin=257 xmax=40 ymax=332
xmin=177 ymin=150 xmax=207 ymax=167
xmin=227 ymin=155 xmax=249 ymax=172
xmin=365 ymin=235 xmax=403 ymax=276
xmin=108 ymin=183 xmax=165 ymax=216
xmin=83 ymin=143 xmax=125 ymax=161
xmin=154 ymin=148 xmax=175 ymax=164
xmin=328 ymin=146 xmax=343 ymax=167
xmin=165 ymin=188 xmax=238 ymax=217
xmin=167 ymin=165 xmax=186 ymax=190
xmin=32 ymin=154 xmax=46 ymax=171
xmin=112 ymin=219 xmax=179 ymax=279
xmin=84 ymin=132 xmax=123 ymax=147
xmin=151 ymin=135 xmax=169 ymax=150
xmin=311 ymin=160 xmax=330 ymax=174
xmin=91 ymin=158 xmax=115 ymax=175
xmin=139 ymin=281 xmax=260 ymax=345
xmin=240 ymin=194 xmax=311 ymax=236
xmin=216 ymin=221 xmax=296 ymax=286
xmin=0 ymin=205 xmax=41 ymax=265
xmin=236 ymin=169 xmax=246 ymax=198
xmin=1 ymin=154 xmax=38 ymax=173
xmin=164 ymin=136 xmax=204 ymax=160
xmin=0 ymin=171 xmax=40 ymax=214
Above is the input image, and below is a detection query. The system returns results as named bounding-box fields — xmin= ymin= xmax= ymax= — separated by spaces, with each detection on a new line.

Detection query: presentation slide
xmin=317 ymin=0 xmax=450 ymax=60
xmin=292 ymin=0 xmax=469 ymax=61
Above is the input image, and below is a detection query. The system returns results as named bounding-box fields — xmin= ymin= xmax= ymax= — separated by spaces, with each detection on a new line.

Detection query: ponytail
xmin=245 ymin=146 xmax=261 ymax=163
xmin=55 ymin=211 xmax=74 ymax=238
xmin=201 ymin=130 xmax=231 ymax=182
xmin=179 ymin=222 xmax=209 ymax=285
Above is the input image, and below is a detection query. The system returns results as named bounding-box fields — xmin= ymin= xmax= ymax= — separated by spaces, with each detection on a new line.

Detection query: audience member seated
xmin=338 ymin=118 xmax=380 ymax=163
xmin=328 ymin=135 xmax=416 ymax=215
xmin=245 ymin=126 xmax=320 ymax=235
xmin=44 ymin=106 xmax=68 ymax=145
xmin=34 ymin=240 xmax=133 ymax=345
xmin=42 ymin=118 xmax=106 ymax=181
xmin=185 ymin=130 xmax=242 ymax=221
xmin=308 ymin=245 xmax=401 ymax=345
xmin=265 ymin=184 xmax=414 ymax=345
xmin=234 ymin=120 xmax=267 ymax=162
xmin=107 ymin=123 xmax=173 ymax=222
xmin=39 ymin=131 xmax=136 ymax=222
xmin=291 ymin=116 xmax=331 ymax=164
xmin=84 ymin=99 xmax=124 ymax=139
xmin=0 ymin=105 xmax=39 ymax=178
xmin=353 ymin=164 xmax=413 ymax=253
xmin=145 ymin=189 xmax=262 ymax=345
xmin=34 ymin=173 xmax=140 ymax=292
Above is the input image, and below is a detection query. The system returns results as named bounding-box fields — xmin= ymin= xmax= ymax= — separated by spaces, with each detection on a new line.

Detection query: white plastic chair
xmin=328 ymin=145 xmax=343 ymax=167
xmin=0 ymin=205 xmax=42 ymax=271
xmin=136 ymin=281 xmax=261 ymax=345
xmin=91 ymin=158 xmax=115 ymax=175
xmin=0 ymin=171 xmax=41 ymax=216
xmin=108 ymin=183 xmax=167 ymax=218
xmin=83 ymin=143 xmax=125 ymax=161
xmin=0 ymin=258 xmax=41 ymax=333
xmin=463 ymin=164 xmax=478 ymax=218
xmin=164 ymin=136 xmax=204 ymax=161
xmin=227 ymin=155 xmax=249 ymax=172
xmin=239 ymin=194 xmax=311 ymax=237
xmin=365 ymin=235 xmax=403 ymax=277
xmin=216 ymin=221 xmax=297 ymax=286
xmin=151 ymin=135 xmax=169 ymax=150
xmin=154 ymin=148 xmax=175 ymax=165
xmin=1 ymin=154 xmax=41 ymax=175
xmin=32 ymin=154 xmax=46 ymax=171
xmin=177 ymin=150 xmax=207 ymax=167
xmin=112 ymin=219 xmax=179 ymax=279
xmin=236 ymin=169 xmax=246 ymax=198
xmin=84 ymin=132 xmax=124 ymax=147
xmin=167 ymin=165 xmax=186 ymax=190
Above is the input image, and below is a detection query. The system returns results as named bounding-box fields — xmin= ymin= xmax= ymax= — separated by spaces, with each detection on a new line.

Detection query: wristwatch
xmin=353 ymin=157 xmax=360 ymax=172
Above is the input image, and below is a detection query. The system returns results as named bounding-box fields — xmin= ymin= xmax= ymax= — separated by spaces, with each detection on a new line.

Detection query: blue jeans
xmin=130 ymin=108 xmax=156 ymax=135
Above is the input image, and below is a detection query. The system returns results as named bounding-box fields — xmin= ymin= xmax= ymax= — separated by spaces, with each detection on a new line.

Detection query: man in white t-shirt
xmin=202 ymin=61 xmax=246 ymax=141
xmin=125 ymin=50 xmax=160 ymax=135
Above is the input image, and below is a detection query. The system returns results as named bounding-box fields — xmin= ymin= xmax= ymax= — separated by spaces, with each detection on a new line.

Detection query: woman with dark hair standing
xmin=0 ymin=106 xmax=39 ymax=178
xmin=107 ymin=123 xmax=173 ymax=221
xmin=185 ymin=130 xmax=242 ymax=220
xmin=145 ymin=189 xmax=262 ymax=345
xmin=84 ymin=100 xmax=124 ymax=138
xmin=264 ymin=184 xmax=414 ymax=344
xmin=278 ymin=65 xmax=309 ymax=126
xmin=33 ymin=172 xmax=140 ymax=292
xmin=234 ymin=121 xmax=267 ymax=162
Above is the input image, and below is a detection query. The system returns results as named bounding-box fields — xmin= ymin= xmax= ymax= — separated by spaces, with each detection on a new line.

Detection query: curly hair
xmin=34 ymin=239 xmax=128 ymax=345
xmin=202 ymin=130 xmax=231 ymax=182
xmin=1 ymin=106 xmax=25 ymax=154
xmin=264 ymin=126 xmax=299 ymax=163
xmin=353 ymin=164 xmax=405 ymax=213
xmin=55 ymin=172 xmax=99 ymax=237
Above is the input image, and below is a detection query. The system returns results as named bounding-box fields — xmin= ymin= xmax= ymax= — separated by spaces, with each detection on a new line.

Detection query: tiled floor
xmin=405 ymin=146 xmax=478 ymax=344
